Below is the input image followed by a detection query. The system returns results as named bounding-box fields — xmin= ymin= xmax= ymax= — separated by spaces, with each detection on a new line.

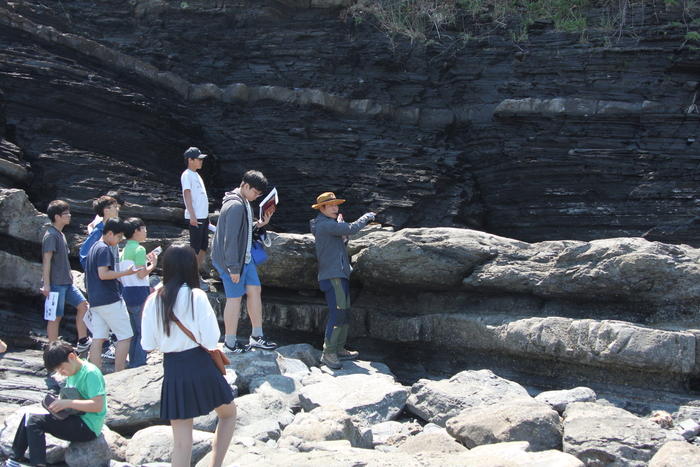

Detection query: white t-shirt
xmin=141 ymin=286 xmax=220 ymax=353
xmin=180 ymin=169 xmax=209 ymax=220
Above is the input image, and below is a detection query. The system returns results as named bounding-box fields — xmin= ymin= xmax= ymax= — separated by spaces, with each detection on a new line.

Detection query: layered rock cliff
xmin=1 ymin=0 xmax=700 ymax=242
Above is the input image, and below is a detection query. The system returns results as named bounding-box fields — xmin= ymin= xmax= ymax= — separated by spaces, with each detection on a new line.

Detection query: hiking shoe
xmin=321 ymin=353 xmax=342 ymax=370
xmin=76 ymin=336 xmax=92 ymax=353
xmin=249 ymin=335 xmax=277 ymax=350
xmin=224 ymin=341 xmax=250 ymax=354
xmin=337 ymin=348 xmax=359 ymax=360
xmin=4 ymin=458 xmax=22 ymax=467
xmin=101 ymin=345 xmax=115 ymax=360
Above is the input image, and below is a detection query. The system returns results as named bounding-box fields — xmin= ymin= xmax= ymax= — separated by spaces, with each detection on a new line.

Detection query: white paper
xmin=259 ymin=187 xmax=279 ymax=219
xmin=208 ymin=223 xmax=217 ymax=233
xmin=83 ymin=307 xmax=94 ymax=333
xmin=44 ymin=292 xmax=59 ymax=321
xmin=22 ymin=406 xmax=50 ymax=425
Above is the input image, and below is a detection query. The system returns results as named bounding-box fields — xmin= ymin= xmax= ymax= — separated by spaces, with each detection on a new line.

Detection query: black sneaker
xmin=249 ymin=335 xmax=277 ymax=350
xmin=224 ymin=341 xmax=250 ymax=354
xmin=76 ymin=336 xmax=92 ymax=353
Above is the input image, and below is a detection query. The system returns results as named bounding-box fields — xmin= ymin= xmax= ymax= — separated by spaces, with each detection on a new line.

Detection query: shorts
xmin=213 ymin=261 xmax=260 ymax=298
xmin=90 ymin=300 xmax=134 ymax=341
xmin=49 ymin=283 xmax=87 ymax=318
xmin=188 ymin=219 xmax=210 ymax=253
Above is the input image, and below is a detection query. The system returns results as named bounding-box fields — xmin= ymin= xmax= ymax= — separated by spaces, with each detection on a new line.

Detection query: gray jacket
xmin=310 ymin=212 xmax=372 ymax=282
xmin=211 ymin=188 xmax=251 ymax=275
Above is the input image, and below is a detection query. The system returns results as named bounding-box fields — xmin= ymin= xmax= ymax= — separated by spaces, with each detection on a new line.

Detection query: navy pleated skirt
xmin=161 ymin=346 xmax=235 ymax=420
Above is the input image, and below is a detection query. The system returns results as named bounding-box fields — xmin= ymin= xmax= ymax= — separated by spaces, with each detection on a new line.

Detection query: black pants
xmin=11 ymin=413 xmax=96 ymax=465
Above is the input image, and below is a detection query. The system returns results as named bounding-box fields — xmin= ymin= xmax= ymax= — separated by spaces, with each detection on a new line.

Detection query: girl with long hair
xmin=141 ymin=244 xmax=236 ymax=467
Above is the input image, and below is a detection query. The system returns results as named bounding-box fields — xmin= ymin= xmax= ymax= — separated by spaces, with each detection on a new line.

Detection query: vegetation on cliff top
xmin=343 ymin=0 xmax=700 ymax=45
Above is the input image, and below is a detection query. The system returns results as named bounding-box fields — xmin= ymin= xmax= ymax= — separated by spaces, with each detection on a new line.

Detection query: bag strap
xmin=174 ymin=319 xmax=209 ymax=352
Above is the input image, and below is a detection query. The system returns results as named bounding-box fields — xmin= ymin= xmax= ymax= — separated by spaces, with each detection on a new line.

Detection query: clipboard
xmin=44 ymin=292 xmax=59 ymax=321
xmin=259 ymin=187 xmax=278 ymax=219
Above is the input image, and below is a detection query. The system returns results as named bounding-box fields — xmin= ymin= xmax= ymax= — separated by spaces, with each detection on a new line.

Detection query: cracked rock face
xmin=2 ymin=1 xmax=700 ymax=243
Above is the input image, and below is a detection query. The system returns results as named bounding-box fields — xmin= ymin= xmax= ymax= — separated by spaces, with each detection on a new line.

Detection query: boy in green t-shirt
xmin=6 ymin=341 xmax=106 ymax=467
xmin=119 ymin=218 xmax=158 ymax=368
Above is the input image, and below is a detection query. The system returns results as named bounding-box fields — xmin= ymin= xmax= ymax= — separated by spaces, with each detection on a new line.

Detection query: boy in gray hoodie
xmin=211 ymin=170 xmax=276 ymax=353
xmin=310 ymin=192 xmax=375 ymax=369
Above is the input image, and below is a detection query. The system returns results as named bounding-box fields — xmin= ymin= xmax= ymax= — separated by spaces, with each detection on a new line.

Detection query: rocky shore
xmin=1 ymin=344 xmax=700 ymax=467
xmin=2 ymin=186 xmax=700 ymax=465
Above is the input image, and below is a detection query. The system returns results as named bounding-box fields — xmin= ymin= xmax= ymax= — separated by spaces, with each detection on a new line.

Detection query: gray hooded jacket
xmin=310 ymin=212 xmax=373 ymax=282
xmin=211 ymin=188 xmax=251 ymax=276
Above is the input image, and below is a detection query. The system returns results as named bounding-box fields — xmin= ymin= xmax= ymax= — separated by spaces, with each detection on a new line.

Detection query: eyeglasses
xmin=252 ymin=189 xmax=263 ymax=199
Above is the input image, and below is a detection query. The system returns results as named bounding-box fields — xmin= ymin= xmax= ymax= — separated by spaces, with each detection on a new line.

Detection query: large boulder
xmin=234 ymin=392 xmax=294 ymax=441
xmin=0 ymin=251 xmax=42 ymax=296
xmin=463 ymin=237 xmax=700 ymax=302
xmin=648 ymin=440 xmax=700 ymax=467
xmin=0 ymin=188 xmax=47 ymax=245
xmin=462 ymin=441 xmax=584 ymax=467
xmin=278 ymin=405 xmax=372 ymax=451
xmin=64 ymin=425 xmax=127 ymax=467
xmin=104 ymin=364 xmax=165 ymax=433
xmin=353 ymin=228 xmax=522 ymax=292
xmin=372 ymin=314 xmax=696 ymax=375
xmin=406 ymin=369 xmax=531 ymax=426
xmin=255 ymin=233 xmax=318 ymax=290
xmin=249 ymin=374 xmax=303 ymax=411
xmin=224 ymin=348 xmax=284 ymax=393
xmin=563 ymin=402 xmax=685 ymax=467
xmin=446 ymin=399 xmax=563 ymax=451
xmin=276 ymin=343 xmax=320 ymax=369
xmin=535 ymin=387 xmax=597 ymax=415
xmin=396 ymin=430 xmax=467 ymax=454
xmin=124 ymin=425 xmax=213 ymax=467
xmin=299 ymin=373 xmax=409 ymax=426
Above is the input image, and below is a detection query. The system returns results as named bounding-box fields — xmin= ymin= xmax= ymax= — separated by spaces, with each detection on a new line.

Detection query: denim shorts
xmin=213 ymin=261 xmax=260 ymax=298
xmin=50 ymin=283 xmax=87 ymax=318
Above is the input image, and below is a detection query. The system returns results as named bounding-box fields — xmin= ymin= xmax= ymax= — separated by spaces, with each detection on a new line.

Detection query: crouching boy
xmin=5 ymin=341 xmax=106 ymax=467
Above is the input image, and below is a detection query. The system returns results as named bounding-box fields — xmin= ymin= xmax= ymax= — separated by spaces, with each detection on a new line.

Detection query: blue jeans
xmin=12 ymin=413 xmax=95 ymax=466
xmin=127 ymin=304 xmax=147 ymax=368
xmin=49 ymin=283 xmax=86 ymax=318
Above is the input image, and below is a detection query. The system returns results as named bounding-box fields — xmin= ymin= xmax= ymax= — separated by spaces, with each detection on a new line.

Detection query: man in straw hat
xmin=310 ymin=192 xmax=375 ymax=369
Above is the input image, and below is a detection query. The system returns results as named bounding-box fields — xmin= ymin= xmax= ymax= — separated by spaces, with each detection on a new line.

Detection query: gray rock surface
xmin=406 ymin=370 xmax=531 ymax=426
xmin=353 ymin=228 xmax=520 ymax=291
xmin=371 ymin=420 xmax=422 ymax=450
xmin=104 ymin=364 xmax=165 ymax=433
xmin=276 ymin=343 xmax=321 ymax=369
xmin=0 ymin=251 xmax=42 ymax=296
xmin=278 ymin=405 xmax=372 ymax=451
xmin=299 ymin=373 xmax=409 ymax=426
xmin=648 ymin=440 xmax=700 ymax=467
xmin=396 ymin=430 xmax=468 ymax=454
xmin=446 ymin=399 xmax=563 ymax=451
xmin=535 ymin=387 xmax=597 ymax=415
xmin=234 ymin=392 xmax=294 ymax=441
xmin=64 ymin=426 xmax=127 ymax=467
xmin=563 ymin=402 xmax=685 ymax=467
xmin=224 ymin=348 xmax=283 ymax=393
xmin=0 ymin=188 xmax=47 ymax=245
xmin=124 ymin=425 xmax=213 ymax=467
xmin=464 ymin=441 xmax=585 ymax=467
xmin=249 ymin=374 xmax=303 ymax=411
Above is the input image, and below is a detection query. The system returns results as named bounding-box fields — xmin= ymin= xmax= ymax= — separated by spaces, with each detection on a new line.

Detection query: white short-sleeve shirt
xmin=180 ymin=169 xmax=209 ymax=219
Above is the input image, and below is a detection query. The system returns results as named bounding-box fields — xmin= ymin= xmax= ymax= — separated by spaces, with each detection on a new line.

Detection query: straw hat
xmin=312 ymin=192 xmax=345 ymax=209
